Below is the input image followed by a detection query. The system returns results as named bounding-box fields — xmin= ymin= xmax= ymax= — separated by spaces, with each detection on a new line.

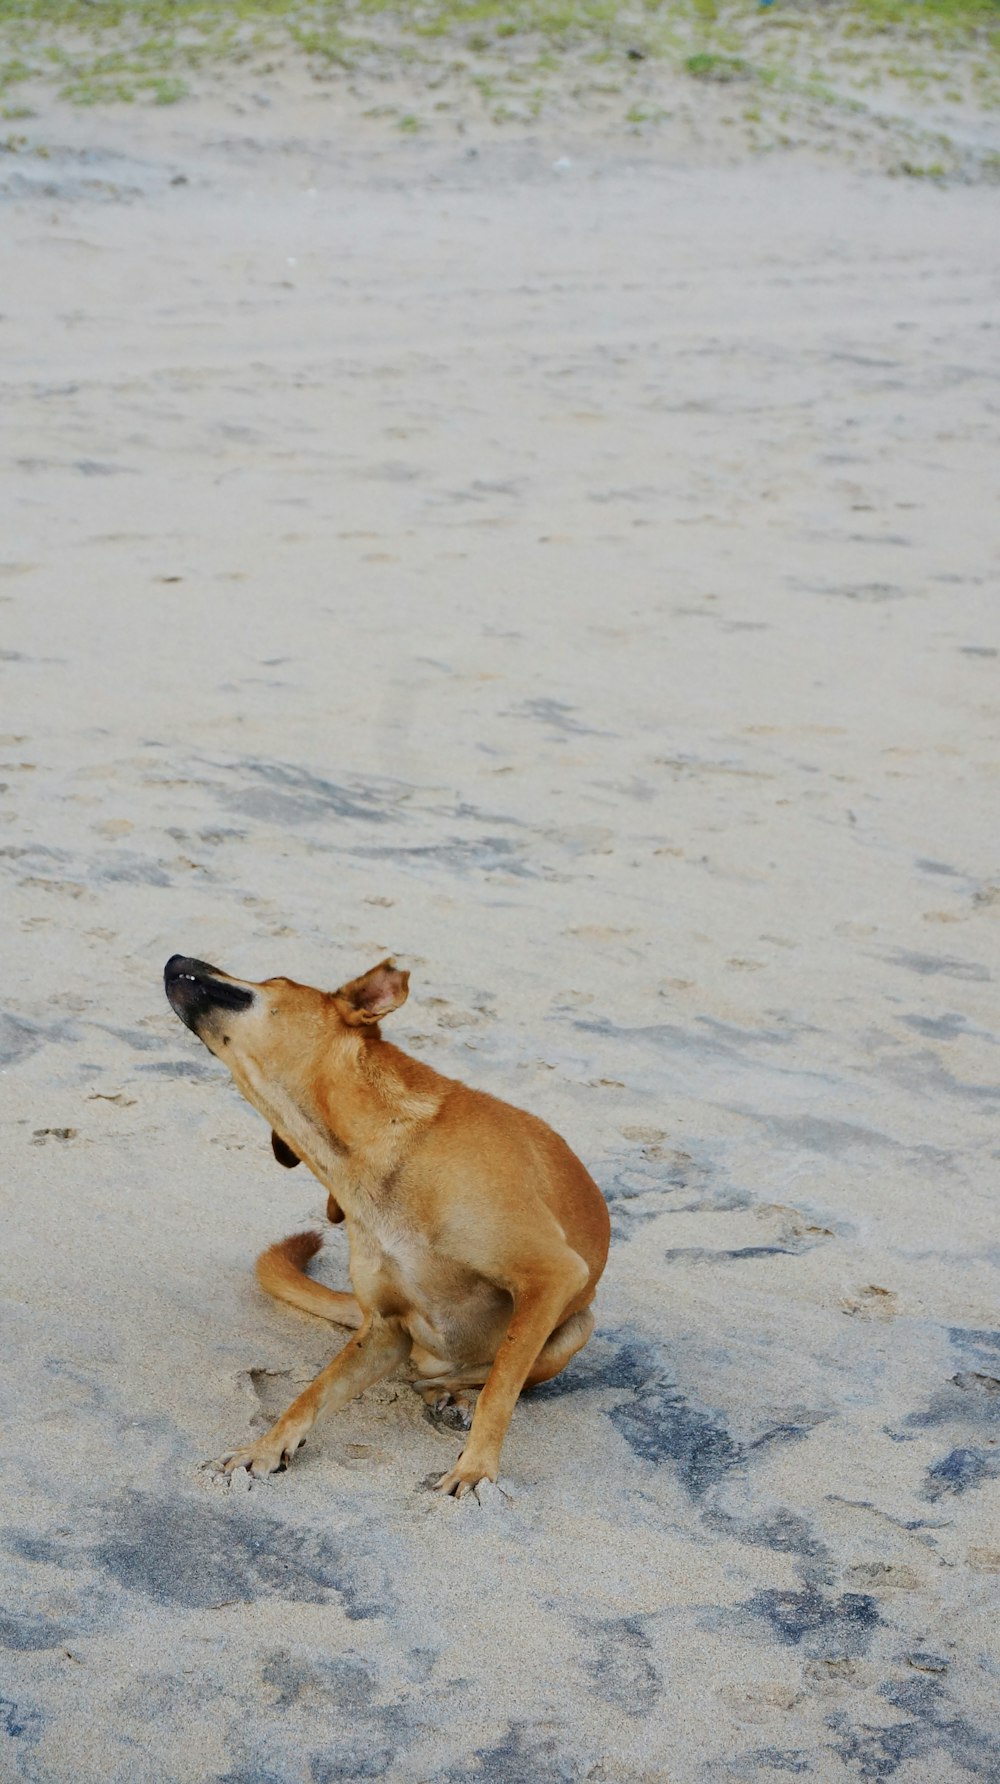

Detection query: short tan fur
xmin=164 ymin=953 xmax=610 ymax=1498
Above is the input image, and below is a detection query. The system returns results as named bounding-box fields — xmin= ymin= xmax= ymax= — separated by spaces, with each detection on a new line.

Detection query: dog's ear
xmin=335 ymin=959 xmax=409 ymax=1026
xmin=271 ymin=1130 xmax=301 ymax=1169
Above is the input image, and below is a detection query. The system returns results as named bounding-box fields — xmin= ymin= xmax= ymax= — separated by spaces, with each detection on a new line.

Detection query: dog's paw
xmin=434 ymin=1454 xmax=510 ymax=1505
xmin=203 ymin=1435 xmax=305 ymax=1481
xmin=422 ymin=1389 xmax=475 ymax=1433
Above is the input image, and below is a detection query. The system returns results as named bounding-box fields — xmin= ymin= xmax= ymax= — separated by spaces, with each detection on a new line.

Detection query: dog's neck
xmin=251 ymin=1032 xmax=446 ymax=1209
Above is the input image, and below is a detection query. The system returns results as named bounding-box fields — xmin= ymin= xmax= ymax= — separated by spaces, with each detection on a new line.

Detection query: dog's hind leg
xmin=524 ymin=1306 xmax=594 ymax=1386
xmin=416 ymin=1307 xmax=594 ymax=1430
xmin=211 ymin=1313 xmax=411 ymax=1479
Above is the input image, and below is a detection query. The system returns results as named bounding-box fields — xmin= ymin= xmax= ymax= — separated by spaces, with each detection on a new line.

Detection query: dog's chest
xmin=355 ymin=1203 xmax=419 ymax=1275
xmin=349 ymin=1206 xmax=434 ymax=1307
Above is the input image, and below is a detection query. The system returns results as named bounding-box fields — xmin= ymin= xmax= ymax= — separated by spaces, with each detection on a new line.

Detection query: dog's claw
xmin=436 ymin=1393 xmax=474 ymax=1427
xmin=421 ymin=1388 xmax=476 ymax=1433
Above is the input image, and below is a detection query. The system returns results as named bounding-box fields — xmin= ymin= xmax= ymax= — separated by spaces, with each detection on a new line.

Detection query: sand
xmin=2 ymin=64 xmax=999 ymax=1784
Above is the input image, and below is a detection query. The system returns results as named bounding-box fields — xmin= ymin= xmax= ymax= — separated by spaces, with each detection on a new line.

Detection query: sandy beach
xmin=2 ymin=31 xmax=1000 ymax=1783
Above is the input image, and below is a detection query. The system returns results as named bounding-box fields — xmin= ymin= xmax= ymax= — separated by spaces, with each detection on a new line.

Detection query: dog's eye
xmin=222 ymin=1036 xmax=230 ymax=1046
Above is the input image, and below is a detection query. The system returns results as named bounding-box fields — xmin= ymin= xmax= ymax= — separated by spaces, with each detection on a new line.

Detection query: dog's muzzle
xmin=164 ymin=954 xmax=254 ymax=1033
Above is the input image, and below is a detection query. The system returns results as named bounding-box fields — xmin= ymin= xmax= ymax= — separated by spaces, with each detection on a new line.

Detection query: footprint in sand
xmin=841 ymin=1284 xmax=899 ymax=1320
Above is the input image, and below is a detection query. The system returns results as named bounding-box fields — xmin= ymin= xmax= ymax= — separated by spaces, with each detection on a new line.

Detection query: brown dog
xmin=164 ymin=953 xmax=610 ymax=1498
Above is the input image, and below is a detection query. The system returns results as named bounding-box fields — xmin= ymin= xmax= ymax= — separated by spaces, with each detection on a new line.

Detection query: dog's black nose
xmin=164 ymin=955 xmax=255 ymax=1034
xmin=164 ymin=955 xmax=219 ymax=987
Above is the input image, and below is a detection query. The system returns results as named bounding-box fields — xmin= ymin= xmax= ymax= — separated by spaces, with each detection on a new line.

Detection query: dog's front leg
xmin=435 ymin=1260 xmax=587 ymax=1499
xmin=212 ymin=1314 xmax=411 ymax=1479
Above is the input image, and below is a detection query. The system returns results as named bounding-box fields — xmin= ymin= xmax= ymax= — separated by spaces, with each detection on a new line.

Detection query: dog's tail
xmin=255 ymin=1231 xmax=364 ymax=1330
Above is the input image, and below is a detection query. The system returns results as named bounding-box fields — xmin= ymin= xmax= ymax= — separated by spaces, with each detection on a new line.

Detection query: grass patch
xmin=685 ymin=50 xmax=750 ymax=79
xmin=0 ymin=0 xmax=996 ymax=122
xmin=850 ymin=0 xmax=999 ymax=29
xmin=896 ymin=154 xmax=950 ymax=172
xmin=289 ymin=23 xmax=356 ymax=66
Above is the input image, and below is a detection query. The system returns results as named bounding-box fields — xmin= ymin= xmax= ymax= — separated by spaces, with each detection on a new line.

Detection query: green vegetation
xmin=685 ymin=51 xmax=750 ymax=79
xmin=848 ymin=0 xmax=999 ymax=27
xmin=0 ymin=0 xmax=996 ymax=155
xmin=895 ymin=154 xmax=950 ymax=172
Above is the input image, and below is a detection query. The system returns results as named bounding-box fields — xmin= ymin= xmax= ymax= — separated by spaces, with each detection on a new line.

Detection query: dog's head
xmin=163 ymin=954 xmax=409 ymax=1164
